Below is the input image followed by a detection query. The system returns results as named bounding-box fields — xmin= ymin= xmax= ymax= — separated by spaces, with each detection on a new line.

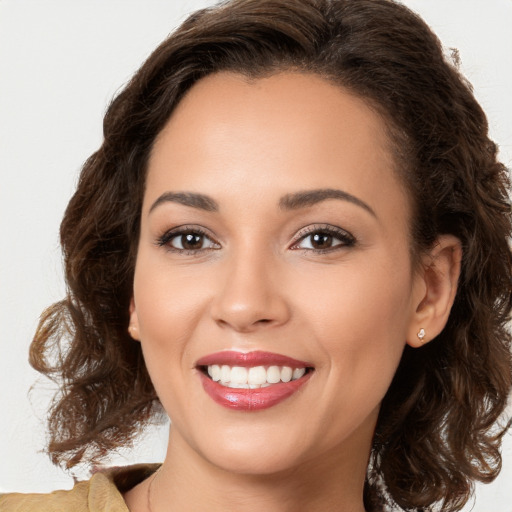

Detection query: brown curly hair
xmin=29 ymin=0 xmax=512 ymax=510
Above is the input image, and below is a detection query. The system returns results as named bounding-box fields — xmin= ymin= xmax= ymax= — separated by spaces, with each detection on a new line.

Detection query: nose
xmin=209 ymin=250 xmax=291 ymax=333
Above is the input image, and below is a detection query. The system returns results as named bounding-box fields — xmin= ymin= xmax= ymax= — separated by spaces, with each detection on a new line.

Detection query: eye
xmin=291 ymin=224 xmax=355 ymax=253
xmin=157 ymin=226 xmax=220 ymax=254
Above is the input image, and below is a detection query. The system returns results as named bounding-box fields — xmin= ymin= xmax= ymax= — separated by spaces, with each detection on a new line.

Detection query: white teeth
xmin=205 ymin=364 xmax=309 ymax=389
xmin=230 ymin=382 xmax=250 ymax=389
xmin=248 ymin=366 xmax=267 ymax=385
xmin=230 ymin=366 xmax=248 ymax=384
xmin=267 ymin=366 xmax=281 ymax=384
xmin=220 ymin=365 xmax=231 ymax=383
xmin=292 ymin=368 xmax=306 ymax=380
xmin=281 ymin=366 xmax=293 ymax=382
xmin=209 ymin=365 xmax=221 ymax=381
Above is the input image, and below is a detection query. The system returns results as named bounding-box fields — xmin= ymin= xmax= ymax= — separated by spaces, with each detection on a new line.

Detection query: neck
xmin=143 ymin=425 xmax=370 ymax=512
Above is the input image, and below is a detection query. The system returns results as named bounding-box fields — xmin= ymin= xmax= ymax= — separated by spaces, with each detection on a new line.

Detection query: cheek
xmin=132 ymin=267 xmax=208 ymax=426
xmin=132 ymin=252 xmax=211 ymax=387
xmin=293 ymin=251 xmax=412 ymax=334
xmin=292 ymin=267 xmax=410 ymax=447
xmin=133 ymin=248 xmax=209 ymax=332
xmin=291 ymin=254 xmax=412 ymax=394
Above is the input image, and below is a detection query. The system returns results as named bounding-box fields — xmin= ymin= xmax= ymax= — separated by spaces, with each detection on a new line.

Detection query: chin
xmin=203 ymin=445 xmax=307 ymax=476
xmin=188 ymin=422 xmax=315 ymax=476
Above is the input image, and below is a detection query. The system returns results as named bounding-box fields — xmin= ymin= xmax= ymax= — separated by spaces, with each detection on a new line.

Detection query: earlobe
xmin=128 ymin=297 xmax=141 ymax=341
xmin=407 ymin=235 xmax=462 ymax=348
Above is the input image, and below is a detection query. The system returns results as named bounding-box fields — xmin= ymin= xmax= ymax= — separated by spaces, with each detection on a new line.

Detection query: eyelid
xmin=156 ymin=225 xmax=221 ymax=254
xmin=155 ymin=223 xmax=356 ymax=255
xmin=290 ymin=224 xmax=356 ymax=252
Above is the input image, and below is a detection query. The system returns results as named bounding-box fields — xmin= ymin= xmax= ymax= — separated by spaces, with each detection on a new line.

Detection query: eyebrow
xmin=149 ymin=192 xmax=219 ymax=213
xmin=149 ymin=188 xmax=375 ymax=217
xmin=279 ymin=188 xmax=376 ymax=217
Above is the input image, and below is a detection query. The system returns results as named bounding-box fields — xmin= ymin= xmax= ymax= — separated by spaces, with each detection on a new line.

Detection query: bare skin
xmin=124 ymin=72 xmax=461 ymax=511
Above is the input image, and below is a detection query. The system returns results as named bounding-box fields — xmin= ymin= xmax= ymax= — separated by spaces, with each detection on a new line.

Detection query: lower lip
xmin=199 ymin=372 xmax=312 ymax=411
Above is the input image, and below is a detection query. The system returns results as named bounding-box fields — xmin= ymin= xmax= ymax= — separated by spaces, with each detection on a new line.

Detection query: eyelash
xmin=156 ymin=226 xmax=219 ymax=256
xmin=291 ymin=224 xmax=356 ymax=253
xmin=156 ymin=224 xmax=356 ymax=256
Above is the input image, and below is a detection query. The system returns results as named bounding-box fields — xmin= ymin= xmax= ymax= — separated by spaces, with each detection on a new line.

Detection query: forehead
xmin=151 ymin=71 xmax=395 ymax=168
xmin=145 ymin=71 xmax=409 ymax=229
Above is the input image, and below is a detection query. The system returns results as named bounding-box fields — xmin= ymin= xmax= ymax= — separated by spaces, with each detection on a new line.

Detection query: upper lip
xmin=196 ymin=350 xmax=313 ymax=368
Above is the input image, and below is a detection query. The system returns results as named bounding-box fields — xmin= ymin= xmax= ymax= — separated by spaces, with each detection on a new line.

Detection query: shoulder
xmin=0 ymin=477 xmax=97 ymax=512
xmin=0 ymin=464 xmax=159 ymax=512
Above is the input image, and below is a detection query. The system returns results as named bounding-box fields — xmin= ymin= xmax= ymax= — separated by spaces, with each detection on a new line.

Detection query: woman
xmin=1 ymin=0 xmax=511 ymax=510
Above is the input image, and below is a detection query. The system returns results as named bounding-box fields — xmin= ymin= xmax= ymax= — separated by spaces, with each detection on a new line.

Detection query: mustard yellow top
xmin=0 ymin=464 xmax=159 ymax=512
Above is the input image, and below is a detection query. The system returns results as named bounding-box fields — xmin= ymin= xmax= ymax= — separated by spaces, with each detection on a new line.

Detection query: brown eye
xmin=158 ymin=228 xmax=220 ymax=253
xmin=174 ymin=233 xmax=205 ymax=250
xmin=310 ymin=233 xmax=334 ymax=250
xmin=169 ymin=231 xmax=219 ymax=251
xmin=292 ymin=226 xmax=355 ymax=253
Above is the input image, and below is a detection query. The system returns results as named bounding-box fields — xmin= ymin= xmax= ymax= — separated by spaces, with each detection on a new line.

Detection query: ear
xmin=407 ymin=235 xmax=462 ymax=348
xmin=128 ymin=297 xmax=141 ymax=341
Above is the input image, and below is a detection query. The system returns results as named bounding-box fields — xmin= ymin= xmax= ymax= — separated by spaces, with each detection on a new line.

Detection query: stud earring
xmin=417 ymin=328 xmax=426 ymax=343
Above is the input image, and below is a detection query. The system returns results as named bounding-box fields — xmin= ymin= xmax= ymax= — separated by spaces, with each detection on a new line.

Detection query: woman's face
xmin=130 ymin=71 xmax=426 ymax=474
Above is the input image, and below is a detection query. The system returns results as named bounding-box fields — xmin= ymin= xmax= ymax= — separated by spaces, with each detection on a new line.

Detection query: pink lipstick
xmin=196 ymin=351 xmax=313 ymax=411
xmin=196 ymin=350 xmax=311 ymax=368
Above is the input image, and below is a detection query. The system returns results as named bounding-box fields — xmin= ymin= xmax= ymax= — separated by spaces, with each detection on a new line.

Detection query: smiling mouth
xmin=199 ymin=364 xmax=312 ymax=389
xmin=196 ymin=351 xmax=314 ymax=410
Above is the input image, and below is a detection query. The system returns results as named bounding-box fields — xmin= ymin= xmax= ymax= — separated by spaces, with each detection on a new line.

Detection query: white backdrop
xmin=1 ymin=1 xmax=511 ymax=510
